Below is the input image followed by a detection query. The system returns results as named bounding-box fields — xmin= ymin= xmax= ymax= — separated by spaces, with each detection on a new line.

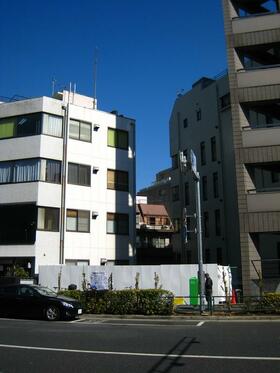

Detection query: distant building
xmin=0 ymin=90 xmax=136 ymax=276
xmin=136 ymin=202 xmax=175 ymax=264
xmin=222 ymin=0 xmax=280 ymax=294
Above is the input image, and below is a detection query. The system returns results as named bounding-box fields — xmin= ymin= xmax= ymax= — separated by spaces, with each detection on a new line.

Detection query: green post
xmin=189 ymin=277 xmax=199 ymax=305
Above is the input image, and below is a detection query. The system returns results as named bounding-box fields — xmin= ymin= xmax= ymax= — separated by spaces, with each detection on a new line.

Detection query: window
xmin=66 ymin=210 xmax=90 ymax=232
xmin=211 ymin=136 xmax=217 ymax=162
xmin=107 ymin=128 xmax=128 ymax=150
xmin=0 ymin=113 xmax=42 ymax=140
xmin=0 ymin=158 xmax=61 ymax=184
xmin=200 ymin=141 xmax=206 ymax=165
xmin=215 ymin=209 xmax=221 ymax=236
xmin=172 ymin=185 xmax=179 ymax=201
xmin=213 ymin=172 xmax=219 ymax=198
xmin=184 ymin=182 xmax=190 ymax=206
xmin=202 ymin=176 xmax=208 ymax=201
xmin=69 ymin=119 xmax=91 ymax=142
xmin=107 ymin=213 xmax=129 ymax=235
xmin=172 ymin=154 xmax=178 ymax=169
xmin=42 ymin=114 xmax=63 ymax=137
xmin=183 ymin=118 xmax=188 ymax=128
xmin=68 ymin=163 xmax=91 ymax=186
xmin=186 ymin=250 xmax=192 ymax=263
xmin=149 ymin=217 xmax=156 ymax=225
xmin=37 ymin=207 xmax=59 ymax=231
xmin=204 ymin=211 xmax=209 ymax=237
xmin=220 ymin=93 xmax=230 ymax=109
xmin=196 ymin=108 xmax=201 ymax=121
xmin=217 ymin=247 xmax=223 ymax=264
xmin=107 ymin=169 xmax=128 ymax=191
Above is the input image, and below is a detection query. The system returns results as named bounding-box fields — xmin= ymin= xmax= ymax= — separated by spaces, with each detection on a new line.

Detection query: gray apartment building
xmin=222 ymin=0 xmax=280 ymax=295
xmin=139 ymin=74 xmax=242 ymax=287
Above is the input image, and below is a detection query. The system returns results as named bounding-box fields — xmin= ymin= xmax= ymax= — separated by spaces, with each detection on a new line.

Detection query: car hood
xmin=48 ymin=295 xmax=81 ymax=306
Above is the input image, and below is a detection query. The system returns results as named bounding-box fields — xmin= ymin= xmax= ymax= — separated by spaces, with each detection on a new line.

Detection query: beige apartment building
xmin=222 ymin=0 xmax=280 ymax=295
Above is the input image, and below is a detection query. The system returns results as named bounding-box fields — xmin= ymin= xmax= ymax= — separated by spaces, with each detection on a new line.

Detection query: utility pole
xmin=180 ymin=149 xmax=204 ymax=314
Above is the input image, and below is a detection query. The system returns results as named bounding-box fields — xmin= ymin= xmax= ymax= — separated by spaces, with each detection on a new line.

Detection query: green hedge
xmin=59 ymin=289 xmax=174 ymax=315
xmin=259 ymin=293 xmax=280 ymax=313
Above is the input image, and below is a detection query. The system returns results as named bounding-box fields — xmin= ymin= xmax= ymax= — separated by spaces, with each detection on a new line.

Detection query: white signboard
xmin=90 ymin=271 xmax=108 ymax=290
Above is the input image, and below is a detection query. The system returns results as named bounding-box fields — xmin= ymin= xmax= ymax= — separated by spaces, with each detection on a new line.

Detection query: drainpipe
xmin=59 ymin=91 xmax=70 ymax=264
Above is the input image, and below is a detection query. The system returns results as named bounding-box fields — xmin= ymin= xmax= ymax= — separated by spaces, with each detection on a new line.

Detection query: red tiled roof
xmin=138 ymin=204 xmax=168 ymax=217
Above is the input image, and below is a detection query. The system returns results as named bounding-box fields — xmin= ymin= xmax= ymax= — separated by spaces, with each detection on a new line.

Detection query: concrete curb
xmin=80 ymin=313 xmax=280 ymax=321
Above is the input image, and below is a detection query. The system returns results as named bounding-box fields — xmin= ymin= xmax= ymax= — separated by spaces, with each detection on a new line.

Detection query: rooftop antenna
xmin=93 ymin=47 xmax=98 ymax=109
xmin=51 ymin=77 xmax=57 ymax=97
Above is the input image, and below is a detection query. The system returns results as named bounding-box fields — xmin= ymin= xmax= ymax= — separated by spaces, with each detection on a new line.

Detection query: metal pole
xmin=194 ymin=172 xmax=204 ymax=313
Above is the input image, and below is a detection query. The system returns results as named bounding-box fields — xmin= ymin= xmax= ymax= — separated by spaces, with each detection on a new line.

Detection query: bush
xmin=59 ymin=289 xmax=174 ymax=315
xmin=259 ymin=293 xmax=280 ymax=313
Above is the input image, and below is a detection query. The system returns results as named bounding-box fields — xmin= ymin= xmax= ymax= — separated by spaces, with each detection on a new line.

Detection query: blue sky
xmin=0 ymin=0 xmax=227 ymax=191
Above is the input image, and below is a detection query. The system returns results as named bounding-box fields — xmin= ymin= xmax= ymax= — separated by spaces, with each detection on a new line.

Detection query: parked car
xmin=0 ymin=284 xmax=82 ymax=321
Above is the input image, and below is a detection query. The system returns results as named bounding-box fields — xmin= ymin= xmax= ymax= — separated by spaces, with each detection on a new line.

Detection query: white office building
xmin=0 ymin=91 xmax=136 ymax=276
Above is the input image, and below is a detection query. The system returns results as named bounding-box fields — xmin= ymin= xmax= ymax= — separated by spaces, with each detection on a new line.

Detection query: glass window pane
xmin=0 ymin=162 xmax=13 ymax=183
xmin=78 ymin=210 xmax=90 ymax=232
xmin=46 ymin=160 xmax=61 ymax=183
xmin=68 ymin=163 xmax=78 ymax=184
xmin=13 ymin=159 xmax=40 ymax=183
xmin=37 ymin=207 xmax=45 ymax=230
xmin=43 ymin=114 xmax=62 ymax=137
xmin=16 ymin=113 xmax=42 ymax=137
xmin=79 ymin=165 xmax=90 ymax=186
xmin=80 ymin=122 xmax=91 ymax=142
xmin=118 ymin=214 xmax=129 ymax=235
xmin=108 ymin=128 xmax=116 ymax=147
xmin=107 ymin=220 xmax=115 ymax=233
xmin=117 ymin=171 xmax=128 ymax=191
xmin=118 ymin=131 xmax=128 ymax=149
xmin=66 ymin=210 xmax=77 ymax=231
xmin=0 ymin=118 xmax=15 ymax=139
xmin=107 ymin=170 xmax=115 ymax=189
xmin=69 ymin=120 xmax=80 ymax=140
xmin=45 ymin=208 xmax=59 ymax=231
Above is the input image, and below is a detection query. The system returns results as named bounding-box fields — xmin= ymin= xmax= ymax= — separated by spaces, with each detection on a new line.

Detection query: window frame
xmin=68 ymin=162 xmax=91 ymax=187
xmin=107 ymin=128 xmax=129 ymax=150
xmin=106 ymin=212 xmax=129 ymax=235
xmin=0 ymin=157 xmax=61 ymax=185
xmin=69 ymin=119 xmax=92 ymax=143
xmin=66 ymin=209 xmax=90 ymax=233
xmin=107 ymin=169 xmax=129 ymax=191
xmin=200 ymin=141 xmax=206 ymax=166
xmin=37 ymin=206 xmax=60 ymax=232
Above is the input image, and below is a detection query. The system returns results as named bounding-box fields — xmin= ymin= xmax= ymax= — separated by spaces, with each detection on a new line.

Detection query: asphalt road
xmin=0 ymin=317 xmax=279 ymax=373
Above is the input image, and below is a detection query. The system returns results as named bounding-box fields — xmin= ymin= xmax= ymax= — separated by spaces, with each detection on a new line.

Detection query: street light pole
xmin=194 ymin=170 xmax=204 ymax=314
xmin=180 ymin=149 xmax=205 ymax=313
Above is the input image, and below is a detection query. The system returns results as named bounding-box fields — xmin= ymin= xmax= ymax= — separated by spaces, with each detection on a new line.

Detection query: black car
xmin=0 ymin=284 xmax=82 ymax=321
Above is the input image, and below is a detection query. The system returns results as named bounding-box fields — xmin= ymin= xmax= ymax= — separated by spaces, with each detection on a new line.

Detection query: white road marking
xmin=76 ymin=321 xmax=197 ymax=327
xmin=196 ymin=321 xmax=205 ymax=327
xmin=0 ymin=344 xmax=279 ymax=361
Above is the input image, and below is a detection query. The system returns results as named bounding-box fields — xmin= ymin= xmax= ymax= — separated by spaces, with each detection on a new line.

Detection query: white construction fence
xmin=39 ymin=264 xmax=232 ymax=299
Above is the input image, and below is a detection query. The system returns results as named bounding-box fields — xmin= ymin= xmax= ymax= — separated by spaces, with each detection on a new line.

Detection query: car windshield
xmin=35 ymin=286 xmax=57 ymax=296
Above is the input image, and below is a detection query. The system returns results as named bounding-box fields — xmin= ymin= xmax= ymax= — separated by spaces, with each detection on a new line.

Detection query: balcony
xmin=237 ymin=65 xmax=280 ymax=88
xmin=242 ymin=126 xmax=280 ymax=147
xmin=247 ymin=190 xmax=280 ymax=212
xmin=232 ymin=11 xmax=280 ymax=34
